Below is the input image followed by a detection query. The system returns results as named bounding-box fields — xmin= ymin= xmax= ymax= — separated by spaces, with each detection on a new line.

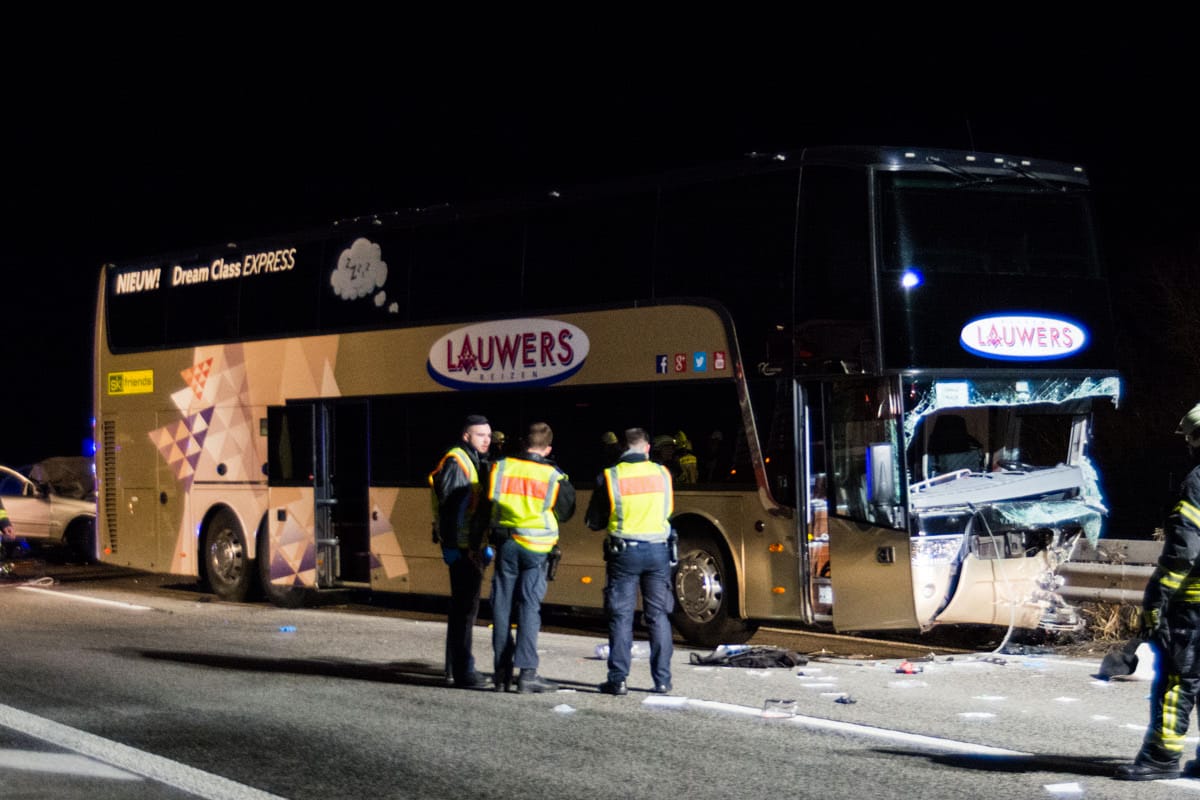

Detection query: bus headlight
xmin=911 ymin=535 xmax=961 ymax=566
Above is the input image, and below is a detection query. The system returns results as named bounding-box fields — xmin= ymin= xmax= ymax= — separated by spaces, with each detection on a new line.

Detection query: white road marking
xmin=675 ymin=697 xmax=1026 ymax=755
xmin=0 ymin=703 xmax=287 ymax=800
xmin=16 ymin=586 xmax=153 ymax=611
xmin=0 ymin=748 xmax=140 ymax=780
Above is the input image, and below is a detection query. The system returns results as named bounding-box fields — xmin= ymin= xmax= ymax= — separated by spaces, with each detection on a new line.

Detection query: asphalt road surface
xmin=0 ymin=559 xmax=1188 ymax=799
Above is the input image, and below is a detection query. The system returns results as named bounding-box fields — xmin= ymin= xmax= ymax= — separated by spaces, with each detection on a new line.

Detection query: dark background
xmin=2 ymin=30 xmax=1193 ymax=537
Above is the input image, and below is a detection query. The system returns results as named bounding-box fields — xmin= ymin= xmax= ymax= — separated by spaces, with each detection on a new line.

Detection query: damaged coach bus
xmin=96 ymin=146 xmax=1118 ymax=647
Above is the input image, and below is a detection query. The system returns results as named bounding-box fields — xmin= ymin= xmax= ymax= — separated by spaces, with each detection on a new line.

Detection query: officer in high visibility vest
xmin=586 ymin=427 xmax=675 ymax=695
xmin=486 ymin=421 xmax=576 ymax=693
xmin=428 ymin=414 xmax=494 ymax=690
xmin=1119 ymin=402 xmax=1200 ymax=780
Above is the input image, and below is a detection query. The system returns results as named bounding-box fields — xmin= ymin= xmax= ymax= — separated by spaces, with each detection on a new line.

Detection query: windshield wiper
xmin=925 ymin=156 xmax=994 ymax=188
xmin=997 ymin=160 xmax=1068 ymax=192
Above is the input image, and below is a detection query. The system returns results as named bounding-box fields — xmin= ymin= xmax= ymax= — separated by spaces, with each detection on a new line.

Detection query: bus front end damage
xmin=903 ymin=376 xmax=1119 ymax=631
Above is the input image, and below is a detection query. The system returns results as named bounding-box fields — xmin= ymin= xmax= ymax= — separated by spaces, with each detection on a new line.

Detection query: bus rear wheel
xmin=670 ymin=532 xmax=756 ymax=648
xmin=204 ymin=508 xmax=253 ymax=602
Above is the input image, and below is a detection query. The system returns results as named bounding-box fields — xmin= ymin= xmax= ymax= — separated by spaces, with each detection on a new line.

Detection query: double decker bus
xmin=96 ymin=145 xmax=1118 ymax=646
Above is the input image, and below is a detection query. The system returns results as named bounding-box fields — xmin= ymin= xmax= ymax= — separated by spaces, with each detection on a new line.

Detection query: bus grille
xmin=102 ymin=420 xmax=118 ymax=554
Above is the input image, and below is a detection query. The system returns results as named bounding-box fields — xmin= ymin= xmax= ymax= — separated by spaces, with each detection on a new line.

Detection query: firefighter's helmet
xmin=1177 ymin=403 xmax=1200 ymax=438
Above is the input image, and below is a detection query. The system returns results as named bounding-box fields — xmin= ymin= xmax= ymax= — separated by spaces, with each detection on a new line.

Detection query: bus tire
xmin=203 ymin=508 xmax=254 ymax=603
xmin=258 ymin=520 xmax=309 ymax=609
xmin=670 ymin=531 xmax=756 ymax=648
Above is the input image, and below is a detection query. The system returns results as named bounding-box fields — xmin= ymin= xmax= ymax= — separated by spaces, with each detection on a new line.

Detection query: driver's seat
xmin=927 ymin=414 xmax=985 ymax=476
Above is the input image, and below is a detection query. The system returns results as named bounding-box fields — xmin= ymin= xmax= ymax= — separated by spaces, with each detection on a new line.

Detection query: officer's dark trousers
xmin=491 ymin=537 xmax=548 ymax=674
xmin=1140 ymin=605 xmax=1200 ymax=764
xmin=604 ymin=539 xmax=674 ymax=687
xmin=446 ymin=554 xmax=483 ymax=682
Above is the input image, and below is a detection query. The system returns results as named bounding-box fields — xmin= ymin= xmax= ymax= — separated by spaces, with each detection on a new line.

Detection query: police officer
xmin=1118 ymin=402 xmax=1200 ymax=780
xmin=486 ymin=422 xmax=576 ymax=693
xmin=428 ymin=414 xmax=493 ymax=690
xmin=586 ymin=427 xmax=675 ymax=695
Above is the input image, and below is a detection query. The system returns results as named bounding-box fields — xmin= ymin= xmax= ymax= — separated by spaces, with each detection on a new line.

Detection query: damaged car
xmin=0 ymin=457 xmax=97 ymax=562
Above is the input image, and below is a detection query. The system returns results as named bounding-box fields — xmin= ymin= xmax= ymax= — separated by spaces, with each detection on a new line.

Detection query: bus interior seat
xmin=927 ymin=414 xmax=985 ymax=476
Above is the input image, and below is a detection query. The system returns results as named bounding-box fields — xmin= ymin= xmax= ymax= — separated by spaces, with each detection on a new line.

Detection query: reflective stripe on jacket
xmin=604 ymin=460 xmax=673 ymax=541
xmin=428 ymin=446 xmax=481 ymax=548
xmin=1147 ymin=464 xmax=1200 ymax=613
xmin=490 ymin=457 xmax=565 ymax=553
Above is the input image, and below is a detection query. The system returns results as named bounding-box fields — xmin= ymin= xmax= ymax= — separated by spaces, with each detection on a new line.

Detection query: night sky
xmin=4 ymin=32 xmax=1193 ymax=533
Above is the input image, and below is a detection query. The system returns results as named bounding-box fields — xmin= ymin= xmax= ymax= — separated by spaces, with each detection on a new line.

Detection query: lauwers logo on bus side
xmin=959 ymin=313 xmax=1088 ymax=361
xmin=428 ymin=319 xmax=590 ymax=389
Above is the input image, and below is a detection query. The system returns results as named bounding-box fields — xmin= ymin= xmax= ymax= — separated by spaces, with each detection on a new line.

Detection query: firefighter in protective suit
xmin=0 ymin=499 xmax=15 ymax=574
xmin=1118 ymin=402 xmax=1200 ymax=780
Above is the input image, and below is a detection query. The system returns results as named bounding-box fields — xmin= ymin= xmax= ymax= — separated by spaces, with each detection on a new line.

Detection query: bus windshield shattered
xmin=901 ymin=376 xmax=1120 ymax=629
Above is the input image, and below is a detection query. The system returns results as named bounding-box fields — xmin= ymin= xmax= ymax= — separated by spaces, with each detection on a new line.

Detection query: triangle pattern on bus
xmin=180 ymin=357 xmax=214 ymax=400
xmin=148 ymin=409 xmax=212 ymax=489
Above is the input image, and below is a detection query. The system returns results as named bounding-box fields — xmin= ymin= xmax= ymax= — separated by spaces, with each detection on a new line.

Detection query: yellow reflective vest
xmin=603 ymin=460 xmax=673 ymax=541
xmin=428 ymin=446 xmax=481 ymax=548
xmin=489 ymin=456 xmax=566 ymax=553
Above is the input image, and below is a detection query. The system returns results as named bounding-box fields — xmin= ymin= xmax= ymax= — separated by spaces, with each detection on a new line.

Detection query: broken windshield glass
xmin=903 ymin=376 xmax=1120 ymax=544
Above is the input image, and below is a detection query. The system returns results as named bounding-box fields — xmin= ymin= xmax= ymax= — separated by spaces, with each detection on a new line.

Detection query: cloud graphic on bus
xmin=330 ymin=237 xmax=388 ymax=300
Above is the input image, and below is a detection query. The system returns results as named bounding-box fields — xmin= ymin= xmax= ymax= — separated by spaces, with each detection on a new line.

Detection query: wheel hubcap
xmin=675 ymin=548 xmax=723 ymax=623
xmin=210 ymin=527 xmax=244 ymax=584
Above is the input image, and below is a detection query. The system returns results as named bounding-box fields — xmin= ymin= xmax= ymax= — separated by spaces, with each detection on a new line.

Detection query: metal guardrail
xmin=1057 ymin=538 xmax=1159 ymax=604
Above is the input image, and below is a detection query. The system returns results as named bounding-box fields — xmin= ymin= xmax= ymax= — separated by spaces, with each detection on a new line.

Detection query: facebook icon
xmin=656 ymin=355 xmax=669 ymax=374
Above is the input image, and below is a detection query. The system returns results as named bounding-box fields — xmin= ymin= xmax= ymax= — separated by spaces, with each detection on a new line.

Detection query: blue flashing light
xmin=901 ymin=269 xmax=922 ymax=290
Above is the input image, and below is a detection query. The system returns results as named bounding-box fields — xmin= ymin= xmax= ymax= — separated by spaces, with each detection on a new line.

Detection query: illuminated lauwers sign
xmin=428 ymin=319 xmax=590 ymax=389
xmin=960 ymin=314 xmax=1088 ymax=361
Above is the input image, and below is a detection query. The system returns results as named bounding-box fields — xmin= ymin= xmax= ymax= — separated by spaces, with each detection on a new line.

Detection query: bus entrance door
xmin=312 ymin=400 xmax=371 ymax=587
xmin=824 ymin=378 xmax=919 ymax=632
xmin=266 ymin=401 xmax=371 ymax=592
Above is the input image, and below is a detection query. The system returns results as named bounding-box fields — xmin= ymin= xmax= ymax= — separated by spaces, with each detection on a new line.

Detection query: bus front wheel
xmin=204 ymin=508 xmax=253 ymax=602
xmin=670 ymin=532 xmax=756 ymax=648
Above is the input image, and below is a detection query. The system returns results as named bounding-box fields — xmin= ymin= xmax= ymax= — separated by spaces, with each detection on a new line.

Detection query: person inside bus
xmin=484 ymin=422 xmax=576 ymax=693
xmin=600 ymin=431 xmax=623 ymax=469
xmin=703 ymin=430 xmax=732 ymax=482
xmin=489 ymin=429 xmax=508 ymax=461
xmin=673 ymin=430 xmax=699 ymax=485
xmin=428 ymin=414 xmax=494 ymax=691
xmin=651 ymin=434 xmax=681 ymax=479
